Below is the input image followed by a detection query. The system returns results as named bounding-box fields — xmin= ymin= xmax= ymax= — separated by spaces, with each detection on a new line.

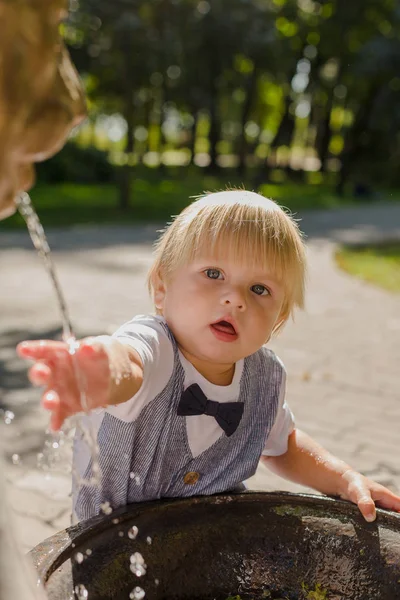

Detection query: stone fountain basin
xmin=30 ymin=492 xmax=400 ymax=600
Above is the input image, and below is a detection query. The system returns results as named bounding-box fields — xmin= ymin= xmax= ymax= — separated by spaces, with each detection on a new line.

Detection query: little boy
xmin=18 ymin=190 xmax=400 ymax=523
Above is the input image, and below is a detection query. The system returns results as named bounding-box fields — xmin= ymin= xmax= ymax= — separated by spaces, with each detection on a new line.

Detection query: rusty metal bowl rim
xmin=29 ymin=491 xmax=400 ymax=589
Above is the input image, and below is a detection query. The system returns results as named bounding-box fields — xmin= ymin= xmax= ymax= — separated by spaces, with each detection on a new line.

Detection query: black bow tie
xmin=177 ymin=383 xmax=244 ymax=437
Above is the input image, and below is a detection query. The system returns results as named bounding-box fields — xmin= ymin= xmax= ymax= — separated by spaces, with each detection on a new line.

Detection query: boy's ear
xmin=153 ymin=270 xmax=167 ymax=311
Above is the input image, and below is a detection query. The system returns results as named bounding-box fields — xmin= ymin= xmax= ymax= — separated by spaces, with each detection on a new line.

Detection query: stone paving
xmin=1 ymin=201 xmax=400 ymax=553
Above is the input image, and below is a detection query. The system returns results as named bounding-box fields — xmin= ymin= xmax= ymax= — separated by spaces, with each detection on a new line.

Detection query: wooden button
xmin=183 ymin=471 xmax=200 ymax=485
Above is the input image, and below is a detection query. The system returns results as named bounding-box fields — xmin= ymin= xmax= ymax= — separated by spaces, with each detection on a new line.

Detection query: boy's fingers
xmin=42 ymin=389 xmax=60 ymax=411
xmin=75 ymin=341 xmax=111 ymax=407
xmin=357 ymin=496 xmax=376 ymax=522
xmin=17 ymin=340 xmax=69 ymax=360
xmin=371 ymin=487 xmax=400 ymax=512
xmin=28 ymin=362 xmax=51 ymax=386
xmin=50 ymin=409 xmax=64 ymax=432
xmin=43 ymin=391 xmax=70 ymax=431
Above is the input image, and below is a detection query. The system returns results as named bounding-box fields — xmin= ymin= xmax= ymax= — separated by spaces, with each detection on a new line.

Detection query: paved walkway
xmin=1 ymin=201 xmax=400 ymax=553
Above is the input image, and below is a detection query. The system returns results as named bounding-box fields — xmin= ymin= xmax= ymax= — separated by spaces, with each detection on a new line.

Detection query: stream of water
xmin=16 ymin=193 xmax=146 ymax=599
xmin=16 ymin=192 xmax=101 ymax=488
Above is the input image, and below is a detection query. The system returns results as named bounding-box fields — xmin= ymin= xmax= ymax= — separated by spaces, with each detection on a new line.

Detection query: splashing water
xmin=130 ymin=587 xmax=145 ymax=600
xmin=16 ymin=193 xmax=152 ymax=598
xmin=2 ymin=409 xmax=15 ymax=425
xmin=74 ymin=583 xmax=89 ymax=599
xmin=130 ymin=552 xmax=147 ymax=577
xmin=16 ymin=192 xmax=73 ymax=336
xmin=16 ymin=192 xmax=101 ymax=485
xmin=128 ymin=525 xmax=139 ymax=540
xmin=11 ymin=453 xmax=21 ymax=466
xmin=100 ymin=501 xmax=113 ymax=515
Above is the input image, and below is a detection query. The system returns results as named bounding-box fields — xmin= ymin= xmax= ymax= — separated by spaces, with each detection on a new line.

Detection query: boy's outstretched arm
xmin=261 ymin=428 xmax=400 ymax=522
xmin=17 ymin=337 xmax=143 ymax=431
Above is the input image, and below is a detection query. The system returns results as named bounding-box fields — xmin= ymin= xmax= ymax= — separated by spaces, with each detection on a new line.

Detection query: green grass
xmin=1 ymin=166 xmax=399 ymax=230
xmin=335 ymin=243 xmax=400 ymax=293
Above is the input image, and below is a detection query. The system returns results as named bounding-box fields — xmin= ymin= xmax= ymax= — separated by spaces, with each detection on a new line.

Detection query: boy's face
xmin=154 ymin=250 xmax=286 ymax=378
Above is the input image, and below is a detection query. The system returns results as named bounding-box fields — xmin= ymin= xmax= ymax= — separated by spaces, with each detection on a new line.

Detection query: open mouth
xmin=211 ymin=320 xmax=237 ymax=336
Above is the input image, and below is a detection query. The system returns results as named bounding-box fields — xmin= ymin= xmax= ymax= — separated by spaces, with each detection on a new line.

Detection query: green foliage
xmin=43 ymin=0 xmax=400 ymax=199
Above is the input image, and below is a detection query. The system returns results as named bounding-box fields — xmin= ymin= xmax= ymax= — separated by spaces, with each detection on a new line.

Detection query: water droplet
xmin=112 ymin=518 xmax=119 ymax=525
xmin=146 ymin=536 xmax=152 ymax=545
xmin=74 ymin=583 xmax=89 ymax=599
xmin=130 ymin=552 xmax=145 ymax=565
xmin=75 ymin=552 xmax=84 ymax=564
xmin=154 ymin=579 xmax=159 ymax=586
xmin=118 ymin=531 xmax=124 ymax=537
xmin=85 ymin=549 xmax=92 ymax=556
xmin=12 ymin=454 xmax=21 ymax=465
xmin=128 ymin=526 xmax=138 ymax=539
xmin=4 ymin=410 xmax=15 ymax=425
xmin=135 ymin=475 xmax=141 ymax=485
xmin=130 ymin=563 xmax=147 ymax=577
xmin=129 ymin=472 xmax=135 ymax=479
xmin=92 ymin=463 xmax=100 ymax=476
xmin=129 ymin=586 xmax=145 ymax=600
xmin=129 ymin=552 xmax=147 ymax=577
xmin=100 ymin=501 xmax=112 ymax=515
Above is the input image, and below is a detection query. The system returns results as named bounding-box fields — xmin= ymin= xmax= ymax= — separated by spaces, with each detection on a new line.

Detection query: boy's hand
xmin=339 ymin=469 xmax=400 ymax=522
xmin=17 ymin=338 xmax=111 ymax=431
xmin=263 ymin=429 xmax=400 ymax=524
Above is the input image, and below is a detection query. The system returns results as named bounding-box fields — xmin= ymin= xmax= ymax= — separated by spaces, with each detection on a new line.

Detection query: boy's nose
xmin=221 ymin=288 xmax=246 ymax=311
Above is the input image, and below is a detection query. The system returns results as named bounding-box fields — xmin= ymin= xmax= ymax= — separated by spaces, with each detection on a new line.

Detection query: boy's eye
xmin=251 ymin=284 xmax=270 ymax=296
xmin=205 ymin=268 xmax=222 ymax=280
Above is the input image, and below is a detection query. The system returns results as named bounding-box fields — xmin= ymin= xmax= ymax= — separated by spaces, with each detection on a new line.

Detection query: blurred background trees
xmin=33 ymin=0 xmax=400 ymax=215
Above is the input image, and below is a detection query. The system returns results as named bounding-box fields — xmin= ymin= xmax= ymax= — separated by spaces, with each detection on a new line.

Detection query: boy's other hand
xmin=339 ymin=469 xmax=400 ymax=522
xmin=17 ymin=338 xmax=111 ymax=431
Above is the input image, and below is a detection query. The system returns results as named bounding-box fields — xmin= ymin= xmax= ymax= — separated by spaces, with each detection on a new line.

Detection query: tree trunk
xmin=152 ymin=0 xmax=171 ymax=172
xmin=316 ymin=88 xmax=335 ymax=172
xmin=336 ymin=85 xmax=379 ymax=196
xmin=189 ymin=108 xmax=199 ymax=165
xmin=208 ymin=92 xmax=220 ymax=173
xmin=270 ymin=96 xmax=296 ymax=150
xmin=205 ymin=27 xmax=221 ymax=174
xmin=139 ymin=95 xmax=152 ymax=164
xmin=118 ymin=78 xmax=135 ymax=211
xmin=117 ymin=166 xmax=131 ymax=211
xmin=237 ymin=65 xmax=259 ymax=175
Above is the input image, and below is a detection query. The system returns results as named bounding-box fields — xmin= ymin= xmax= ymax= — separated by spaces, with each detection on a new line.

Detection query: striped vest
xmin=75 ymin=322 xmax=283 ymax=521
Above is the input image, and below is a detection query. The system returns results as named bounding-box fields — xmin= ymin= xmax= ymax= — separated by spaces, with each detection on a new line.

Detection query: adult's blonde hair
xmin=147 ymin=190 xmax=306 ymax=333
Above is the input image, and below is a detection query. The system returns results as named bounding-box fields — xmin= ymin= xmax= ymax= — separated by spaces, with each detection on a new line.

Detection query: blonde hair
xmin=147 ymin=190 xmax=306 ymax=333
